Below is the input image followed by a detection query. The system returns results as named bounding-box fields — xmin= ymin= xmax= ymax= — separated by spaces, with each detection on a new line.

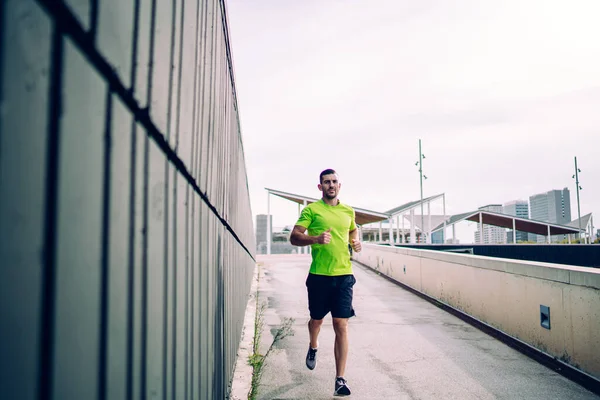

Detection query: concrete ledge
xmin=389 ymin=244 xmax=598 ymax=288
xmin=353 ymin=244 xmax=600 ymax=380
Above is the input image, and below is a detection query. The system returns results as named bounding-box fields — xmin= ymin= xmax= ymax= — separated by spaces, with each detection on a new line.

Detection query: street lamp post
xmin=416 ymin=139 xmax=427 ymax=243
xmin=572 ymin=157 xmax=583 ymax=243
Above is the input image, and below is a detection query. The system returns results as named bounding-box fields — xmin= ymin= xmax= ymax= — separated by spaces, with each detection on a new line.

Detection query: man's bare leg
xmin=308 ymin=318 xmax=323 ymax=348
xmin=332 ymin=317 xmax=349 ymax=377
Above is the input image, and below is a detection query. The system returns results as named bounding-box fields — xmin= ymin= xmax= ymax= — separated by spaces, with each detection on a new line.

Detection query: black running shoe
xmin=305 ymin=346 xmax=317 ymax=370
xmin=334 ymin=377 xmax=351 ymax=396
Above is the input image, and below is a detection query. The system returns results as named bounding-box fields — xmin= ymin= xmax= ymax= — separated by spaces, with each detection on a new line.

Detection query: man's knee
xmin=310 ymin=318 xmax=324 ymax=328
xmin=332 ymin=318 xmax=348 ymax=334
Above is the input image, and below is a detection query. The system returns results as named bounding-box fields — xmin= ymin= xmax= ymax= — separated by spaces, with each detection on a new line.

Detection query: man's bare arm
xmin=290 ymin=225 xmax=330 ymax=246
xmin=349 ymin=228 xmax=362 ymax=252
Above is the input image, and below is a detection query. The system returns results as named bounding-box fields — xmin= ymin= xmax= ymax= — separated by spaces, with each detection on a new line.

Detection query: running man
xmin=290 ymin=168 xmax=362 ymax=397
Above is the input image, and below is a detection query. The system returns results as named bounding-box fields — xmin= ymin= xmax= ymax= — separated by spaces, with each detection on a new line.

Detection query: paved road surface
xmin=254 ymin=254 xmax=598 ymax=400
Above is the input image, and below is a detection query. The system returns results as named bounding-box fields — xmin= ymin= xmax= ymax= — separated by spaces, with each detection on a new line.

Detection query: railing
xmin=0 ymin=0 xmax=255 ymax=399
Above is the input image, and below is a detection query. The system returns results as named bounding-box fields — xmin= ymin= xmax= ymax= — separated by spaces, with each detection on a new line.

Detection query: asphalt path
xmin=254 ymin=254 xmax=598 ymax=400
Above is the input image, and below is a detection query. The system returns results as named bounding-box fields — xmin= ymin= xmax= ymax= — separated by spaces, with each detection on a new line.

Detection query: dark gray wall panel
xmin=177 ymin=0 xmax=199 ymax=171
xmin=145 ymin=139 xmax=167 ymax=399
xmin=130 ymin=123 xmax=148 ymax=400
xmin=148 ymin=0 xmax=173 ymax=135
xmin=134 ymin=0 xmax=152 ymax=108
xmin=97 ymin=0 xmax=134 ymax=88
xmin=173 ymin=172 xmax=188 ymax=398
xmin=52 ymin=38 xmax=106 ymax=400
xmin=106 ymin=96 xmax=133 ymax=400
xmin=167 ymin=0 xmax=183 ymax=149
xmin=0 ymin=2 xmax=51 ymax=399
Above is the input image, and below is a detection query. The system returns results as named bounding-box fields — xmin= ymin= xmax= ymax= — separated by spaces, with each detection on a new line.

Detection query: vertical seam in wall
xmin=126 ymin=121 xmax=137 ymax=400
xmin=174 ymin=0 xmax=185 ymax=152
xmin=204 ymin=0 xmax=216 ymax=197
xmin=139 ymin=117 xmax=150 ymax=399
xmin=171 ymin=0 xmax=186 ymax=396
xmin=162 ymin=0 xmax=178 ymax=390
xmin=184 ymin=184 xmax=191 ymax=400
xmin=171 ymin=164 xmax=178 ymax=400
xmin=129 ymin=0 xmax=141 ymax=91
xmin=98 ymin=89 xmax=113 ymax=400
xmin=187 ymin=18 xmax=203 ymax=396
xmin=162 ymin=156 xmax=170 ymax=400
xmin=38 ymin=26 xmax=64 ymax=400
xmin=189 ymin=0 xmax=201 ymax=181
xmin=196 ymin=0 xmax=208 ymax=186
xmin=140 ymin=0 xmax=157 ymax=393
xmin=89 ymin=0 xmax=98 ymax=43
xmin=125 ymin=0 xmax=140 ymax=397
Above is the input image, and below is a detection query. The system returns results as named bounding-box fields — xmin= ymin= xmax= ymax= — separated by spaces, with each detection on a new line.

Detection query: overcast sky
xmin=227 ymin=0 xmax=600 ymax=242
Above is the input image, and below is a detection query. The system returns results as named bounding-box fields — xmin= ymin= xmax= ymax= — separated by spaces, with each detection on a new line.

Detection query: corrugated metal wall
xmin=0 ymin=0 xmax=256 ymax=399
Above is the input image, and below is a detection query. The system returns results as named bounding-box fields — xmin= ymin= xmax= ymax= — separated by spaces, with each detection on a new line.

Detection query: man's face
xmin=319 ymin=173 xmax=341 ymax=200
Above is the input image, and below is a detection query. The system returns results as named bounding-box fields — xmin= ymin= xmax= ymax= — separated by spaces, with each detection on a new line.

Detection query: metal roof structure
xmin=265 ymin=188 xmax=389 ymax=226
xmin=403 ymin=214 xmax=448 ymax=232
xmin=566 ymin=213 xmax=593 ymax=230
xmin=265 ymin=188 xmax=587 ymax=241
xmin=384 ymin=193 xmax=445 ymax=215
xmin=431 ymin=210 xmax=583 ymax=236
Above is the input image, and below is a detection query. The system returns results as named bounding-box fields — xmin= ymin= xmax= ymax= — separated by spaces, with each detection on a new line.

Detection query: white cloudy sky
xmin=226 ymin=0 xmax=600 ymax=242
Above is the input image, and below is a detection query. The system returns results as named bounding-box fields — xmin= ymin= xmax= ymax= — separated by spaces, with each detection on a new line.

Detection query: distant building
xmin=431 ymin=230 xmax=445 ymax=244
xmin=256 ymin=214 xmax=272 ymax=254
xmin=529 ymin=188 xmax=571 ymax=243
xmin=474 ymin=204 xmax=507 ymax=244
xmin=255 ymin=215 xmax=297 ymax=254
xmin=256 ymin=241 xmax=297 ymax=255
xmin=503 ymin=200 xmax=529 ymax=243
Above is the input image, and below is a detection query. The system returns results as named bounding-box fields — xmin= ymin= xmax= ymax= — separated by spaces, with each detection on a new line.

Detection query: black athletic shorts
xmin=305 ymin=273 xmax=356 ymax=320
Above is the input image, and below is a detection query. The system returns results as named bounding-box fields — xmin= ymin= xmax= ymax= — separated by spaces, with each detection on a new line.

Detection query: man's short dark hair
xmin=319 ymin=169 xmax=337 ymax=183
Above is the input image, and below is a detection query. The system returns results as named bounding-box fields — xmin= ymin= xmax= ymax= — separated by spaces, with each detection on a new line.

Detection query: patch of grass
xmin=247 ymin=300 xmax=294 ymax=400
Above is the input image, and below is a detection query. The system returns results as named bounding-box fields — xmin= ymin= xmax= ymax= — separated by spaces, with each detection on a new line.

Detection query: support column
xmin=401 ymin=214 xmax=405 ymax=244
xmin=396 ymin=215 xmax=400 ymax=244
xmin=379 ymin=221 xmax=383 ymax=243
xmin=443 ymin=194 xmax=447 ymax=242
xmin=267 ymin=192 xmax=271 ymax=255
xmin=389 ymin=218 xmax=394 ymax=245
xmin=410 ymin=209 xmax=416 ymax=244
xmin=479 ymin=212 xmax=483 ymax=244
xmin=547 ymin=225 xmax=551 ymax=244
xmin=452 ymin=224 xmax=456 ymax=244
xmin=427 ymin=202 xmax=432 ymax=244
xmin=568 ymin=234 xmax=572 ymax=244
xmin=512 ymin=218 xmax=516 ymax=244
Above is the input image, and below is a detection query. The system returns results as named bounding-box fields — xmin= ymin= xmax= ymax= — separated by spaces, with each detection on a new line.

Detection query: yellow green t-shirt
xmin=295 ymin=199 xmax=357 ymax=276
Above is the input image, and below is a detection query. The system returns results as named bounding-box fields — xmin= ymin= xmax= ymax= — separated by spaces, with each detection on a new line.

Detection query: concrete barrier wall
xmin=352 ymin=244 xmax=600 ymax=379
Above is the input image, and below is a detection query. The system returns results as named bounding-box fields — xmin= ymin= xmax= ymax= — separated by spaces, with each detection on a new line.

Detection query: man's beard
xmin=324 ymin=191 xmax=337 ymax=200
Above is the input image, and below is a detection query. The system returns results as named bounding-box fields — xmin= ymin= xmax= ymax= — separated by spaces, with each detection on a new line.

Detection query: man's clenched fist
xmin=318 ymin=228 xmax=332 ymax=244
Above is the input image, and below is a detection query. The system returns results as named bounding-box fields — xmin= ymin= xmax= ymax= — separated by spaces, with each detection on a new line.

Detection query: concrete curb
xmin=229 ymin=263 xmax=260 ymax=400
